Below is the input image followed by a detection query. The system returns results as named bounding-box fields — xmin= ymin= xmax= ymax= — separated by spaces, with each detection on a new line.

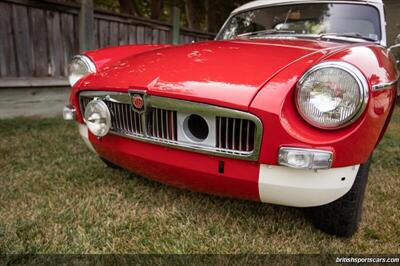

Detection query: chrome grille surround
xmin=79 ymin=91 xmax=263 ymax=161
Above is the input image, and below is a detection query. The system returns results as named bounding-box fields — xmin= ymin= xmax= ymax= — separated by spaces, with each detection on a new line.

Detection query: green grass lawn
xmin=0 ymin=108 xmax=399 ymax=254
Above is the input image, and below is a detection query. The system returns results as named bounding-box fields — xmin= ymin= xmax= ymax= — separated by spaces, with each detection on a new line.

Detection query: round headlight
xmin=68 ymin=55 xmax=96 ymax=87
xmin=296 ymin=62 xmax=369 ymax=129
xmin=84 ymin=99 xmax=111 ymax=137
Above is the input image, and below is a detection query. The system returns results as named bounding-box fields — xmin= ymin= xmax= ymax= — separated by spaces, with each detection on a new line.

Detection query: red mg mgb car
xmin=64 ymin=0 xmax=399 ymax=237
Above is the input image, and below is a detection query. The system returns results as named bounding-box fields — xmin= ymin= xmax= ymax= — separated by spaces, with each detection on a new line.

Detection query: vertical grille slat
xmin=126 ymin=105 xmax=131 ymax=132
xmin=152 ymin=109 xmax=156 ymax=136
xmin=146 ymin=108 xmax=177 ymax=141
xmin=155 ymin=108 xmax=160 ymax=138
xmin=124 ymin=104 xmax=130 ymax=132
xmin=166 ymin=110 xmax=170 ymax=140
xmin=122 ymin=104 xmax=127 ymax=132
xmin=161 ymin=109 xmax=165 ymax=139
xmin=138 ymin=112 xmax=143 ymax=134
xmin=119 ymin=104 xmax=124 ymax=131
xmin=246 ymin=120 xmax=250 ymax=152
xmin=232 ymin=119 xmax=236 ymax=150
xmin=117 ymin=104 xmax=122 ymax=130
xmin=239 ymin=119 xmax=243 ymax=151
xmin=216 ymin=116 xmax=256 ymax=153
xmin=120 ymin=104 xmax=125 ymax=131
xmin=225 ymin=118 xmax=229 ymax=149
xmin=170 ymin=111 xmax=174 ymax=140
xmin=134 ymin=111 xmax=138 ymax=133
xmin=113 ymin=103 xmax=118 ymax=128
xmin=80 ymin=95 xmax=257 ymax=155
xmin=111 ymin=102 xmax=116 ymax=129
xmin=217 ymin=117 xmax=221 ymax=148
xmin=127 ymin=104 xmax=133 ymax=132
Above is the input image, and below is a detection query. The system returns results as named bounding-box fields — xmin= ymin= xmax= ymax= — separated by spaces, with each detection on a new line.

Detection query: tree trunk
xmin=205 ymin=0 xmax=217 ymax=33
xmin=150 ymin=0 xmax=163 ymax=20
xmin=185 ymin=0 xmax=202 ymax=30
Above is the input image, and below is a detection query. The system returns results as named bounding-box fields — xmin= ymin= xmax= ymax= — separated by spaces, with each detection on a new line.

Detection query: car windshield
xmin=217 ymin=3 xmax=381 ymax=42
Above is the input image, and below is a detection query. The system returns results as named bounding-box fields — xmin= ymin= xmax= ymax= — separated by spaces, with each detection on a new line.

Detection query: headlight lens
xmin=84 ymin=99 xmax=111 ymax=137
xmin=68 ymin=55 xmax=96 ymax=87
xmin=296 ymin=62 xmax=369 ymax=129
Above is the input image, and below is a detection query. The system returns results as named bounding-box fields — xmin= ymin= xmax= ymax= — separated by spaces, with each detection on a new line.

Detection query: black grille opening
xmin=186 ymin=114 xmax=209 ymax=141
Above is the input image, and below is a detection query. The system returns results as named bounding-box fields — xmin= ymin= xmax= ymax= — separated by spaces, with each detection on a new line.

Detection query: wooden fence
xmin=0 ymin=0 xmax=214 ymax=84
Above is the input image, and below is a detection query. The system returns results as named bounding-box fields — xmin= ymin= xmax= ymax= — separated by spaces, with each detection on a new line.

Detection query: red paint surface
xmin=250 ymin=44 xmax=398 ymax=167
xmin=90 ymin=132 xmax=261 ymax=201
xmin=78 ymin=39 xmax=343 ymax=111
xmin=85 ymin=44 xmax=169 ymax=70
xmin=68 ymin=39 xmax=398 ymax=199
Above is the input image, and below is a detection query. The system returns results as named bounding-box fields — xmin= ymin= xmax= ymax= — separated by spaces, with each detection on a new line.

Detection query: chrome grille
xmin=80 ymin=97 xmax=91 ymax=114
xmin=79 ymin=92 xmax=262 ymax=161
xmin=147 ymin=108 xmax=177 ymax=141
xmin=106 ymin=101 xmax=143 ymax=135
xmin=216 ymin=117 xmax=255 ymax=152
xmin=81 ymin=96 xmax=144 ymax=135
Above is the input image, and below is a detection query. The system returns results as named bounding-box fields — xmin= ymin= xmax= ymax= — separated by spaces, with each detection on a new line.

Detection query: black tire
xmin=307 ymin=158 xmax=372 ymax=237
xmin=100 ymin=157 xmax=121 ymax=169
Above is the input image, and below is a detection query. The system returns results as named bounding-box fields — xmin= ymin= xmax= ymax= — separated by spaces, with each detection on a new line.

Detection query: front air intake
xmin=79 ymin=92 xmax=262 ymax=160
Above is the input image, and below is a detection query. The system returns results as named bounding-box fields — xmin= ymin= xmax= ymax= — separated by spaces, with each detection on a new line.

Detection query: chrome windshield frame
xmin=216 ymin=0 xmax=386 ymax=47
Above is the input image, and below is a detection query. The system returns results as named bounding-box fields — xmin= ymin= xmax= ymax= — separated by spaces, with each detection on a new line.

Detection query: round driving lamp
xmin=68 ymin=55 xmax=96 ymax=87
xmin=296 ymin=62 xmax=369 ymax=129
xmin=84 ymin=99 xmax=111 ymax=137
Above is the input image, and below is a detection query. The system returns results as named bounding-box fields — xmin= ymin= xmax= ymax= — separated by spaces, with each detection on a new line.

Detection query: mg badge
xmin=132 ymin=94 xmax=144 ymax=109
xmin=129 ymin=90 xmax=147 ymax=113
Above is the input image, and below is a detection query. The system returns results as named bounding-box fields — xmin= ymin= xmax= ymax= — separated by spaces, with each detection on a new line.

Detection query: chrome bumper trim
xmin=63 ymin=105 xmax=76 ymax=120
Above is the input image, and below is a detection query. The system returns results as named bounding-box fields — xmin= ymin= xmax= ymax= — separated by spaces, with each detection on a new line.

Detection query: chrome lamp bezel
xmin=296 ymin=61 xmax=369 ymax=130
xmin=83 ymin=98 xmax=112 ymax=137
xmin=68 ymin=55 xmax=97 ymax=87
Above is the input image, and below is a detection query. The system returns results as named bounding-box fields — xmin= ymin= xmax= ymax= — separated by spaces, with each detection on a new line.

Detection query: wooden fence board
xmin=0 ymin=2 xmax=17 ymax=77
xmin=46 ymin=10 xmax=62 ymax=77
xmin=136 ymin=26 xmax=145 ymax=44
xmin=145 ymin=27 xmax=153 ymax=44
xmin=30 ymin=8 xmax=49 ymax=77
xmin=160 ymin=30 xmax=167 ymax=44
xmin=152 ymin=28 xmax=159 ymax=44
xmin=98 ymin=19 xmax=110 ymax=48
xmin=73 ymin=14 xmax=79 ymax=52
xmin=93 ymin=18 xmax=99 ymax=49
xmin=0 ymin=0 xmax=214 ymax=81
xmin=13 ymin=4 xmax=33 ymax=77
xmin=61 ymin=13 xmax=76 ymax=76
xmin=109 ymin=21 xmax=119 ymax=46
xmin=128 ymin=25 xmax=136 ymax=44
xmin=118 ymin=23 xmax=128 ymax=45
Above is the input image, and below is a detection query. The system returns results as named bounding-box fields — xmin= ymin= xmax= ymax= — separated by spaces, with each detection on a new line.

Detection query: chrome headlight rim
xmin=296 ymin=61 xmax=369 ymax=130
xmin=68 ymin=55 xmax=97 ymax=87
xmin=73 ymin=55 xmax=97 ymax=73
xmin=83 ymin=98 xmax=111 ymax=137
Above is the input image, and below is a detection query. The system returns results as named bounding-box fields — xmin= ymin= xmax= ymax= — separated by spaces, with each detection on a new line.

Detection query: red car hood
xmin=81 ymin=39 xmax=344 ymax=110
